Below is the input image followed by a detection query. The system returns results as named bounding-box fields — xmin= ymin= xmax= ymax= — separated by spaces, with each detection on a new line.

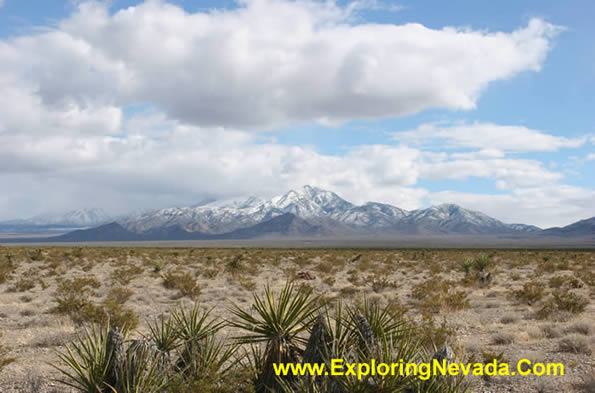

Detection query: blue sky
xmin=0 ymin=0 xmax=593 ymax=226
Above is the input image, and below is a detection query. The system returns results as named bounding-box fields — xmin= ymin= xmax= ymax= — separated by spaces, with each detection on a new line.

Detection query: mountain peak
xmin=113 ymin=186 xmax=549 ymax=236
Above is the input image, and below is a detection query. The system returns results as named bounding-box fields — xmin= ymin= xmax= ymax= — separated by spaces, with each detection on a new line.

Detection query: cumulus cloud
xmin=0 ymin=108 xmax=575 ymax=224
xmin=0 ymin=0 xmax=560 ymax=129
xmin=393 ymin=122 xmax=587 ymax=152
xmin=0 ymin=0 xmax=589 ymax=228
xmin=429 ymin=186 xmax=595 ymax=228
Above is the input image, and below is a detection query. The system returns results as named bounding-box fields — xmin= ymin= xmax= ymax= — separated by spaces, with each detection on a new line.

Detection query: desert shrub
xmin=200 ymin=267 xmax=219 ymax=279
xmin=0 ymin=255 xmax=15 ymax=284
xmin=549 ymin=275 xmax=584 ymax=289
xmin=541 ymin=324 xmax=562 ymax=339
xmin=0 ymin=332 xmax=15 ymax=374
xmin=412 ymin=279 xmax=469 ymax=312
xmin=557 ymin=335 xmax=592 ymax=355
xmin=417 ymin=313 xmax=458 ymax=351
xmin=105 ymin=287 xmax=134 ymax=305
xmin=14 ymin=277 xmax=36 ymax=292
xmin=480 ymin=350 xmax=508 ymax=364
xmin=339 ymin=285 xmax=359 ymax=298
xmin=53 ymin=277 xmax=137 ymax=328
xmin=322 ymin=276 xmax=335 ymax=287
xmin=370 ymin=275 xmax=398 ymax=293
xmin=28 ymin=248 xmax=44 ymax=262
xmin=500 ymin=314 xmax=518 ymax=324
xmin=512 ymin=280 xmax=546 ymax=304
xmin=111 ymin=264 xmax=143 ymax=285
xmin=225 ymin=254 xmax=244 ymax=274
xmin=491 ymin=333 xmax=515 ymax=345
xmin=102 ymin=302 xmax=139 ymax=331
xmin=53 ymin=277 xmax=101 ymax=315
xmin=564 ymin=321 xmax=591 ymax=336
xmin=238 ymin=276 xmax=257 ymax=291
xmin=316 ymin=259 xmax=336 ymax=275
xmin=163 ymin=270 xmax=201 ymax=299
xmin=536 ymin=289 xmax=589 ymax=319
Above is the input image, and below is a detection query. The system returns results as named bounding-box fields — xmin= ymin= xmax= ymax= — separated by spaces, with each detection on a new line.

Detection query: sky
xmin=0 ymin=0 xmax=593 ymax=228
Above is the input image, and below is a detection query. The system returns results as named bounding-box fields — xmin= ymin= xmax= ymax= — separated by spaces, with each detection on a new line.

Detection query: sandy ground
xmin=0 ymin=247 xmax=593 ymax=393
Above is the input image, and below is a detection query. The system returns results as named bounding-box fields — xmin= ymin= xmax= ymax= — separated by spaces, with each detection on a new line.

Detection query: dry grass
xmin=0 ymin=247 xmax=592 ymax=392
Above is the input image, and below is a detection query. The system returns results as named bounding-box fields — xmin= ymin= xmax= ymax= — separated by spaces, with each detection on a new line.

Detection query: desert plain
xmin=0 ymin=246 xmax=593 ymax=393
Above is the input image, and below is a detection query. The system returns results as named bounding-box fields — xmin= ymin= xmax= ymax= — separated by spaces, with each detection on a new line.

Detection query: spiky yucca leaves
xmin=171 ymin=304 xmax=224 ymax=373
xmin=229 ymin=282 xmax=319 ymax=393
xmin=172 ymin=304 xmax=224 ymax=344
xmin=169 ymin=332 xmax=240 ymax=392
xmin=109 ymin=340 xmax=169 ymax=393
xmin=282 ymin=299 xmax=465 ymax=393
xmin=52 ymin=324 xmax=126 ymax=393
xmin=145 ymin=316 xmax=181 ymax=354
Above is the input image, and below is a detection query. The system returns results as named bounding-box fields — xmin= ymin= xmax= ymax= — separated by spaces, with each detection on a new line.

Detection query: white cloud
xmin=0 ymin=0 xmax=560 ymax=129
xmin=429 ymin=186 xmax=595 ymax=228
xmin=0 ymin=0 xmax=589 ymax=228
xmin=419 ymin=154 xmax=562 ymax=188
xmin=0 ymin=109 xmax=573 ymax=222
xmin=587 ymin=153 xmax=595 ymax=160
xmin=393 ymin=122 xmax=586 ymax=152
xmin=346 ymin=0 xmax=404 ymax=13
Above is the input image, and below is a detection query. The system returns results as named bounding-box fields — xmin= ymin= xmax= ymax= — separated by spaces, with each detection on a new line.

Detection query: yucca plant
xmin=229 ymin=282 xmax=319 ymax=393
xmin=145 ymin=315 xmax=181 ymax=354
xmin=178 ymin=332 xmax=239 ymax=382
xmin=52 ymin=324 xmax=123 ymax=393
xmin=109 ymin=341 xmax=170 ymax=393
xmin=172 ymin=304 xmax=224 ymax=343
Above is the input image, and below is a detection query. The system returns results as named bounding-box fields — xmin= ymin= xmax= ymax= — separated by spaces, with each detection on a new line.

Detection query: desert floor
xmin=0 ymin=247 xmax=593 ymax=393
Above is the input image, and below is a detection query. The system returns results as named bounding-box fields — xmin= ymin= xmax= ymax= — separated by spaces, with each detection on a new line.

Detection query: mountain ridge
xmin=1 ymin=185 xmax=593 ymax=242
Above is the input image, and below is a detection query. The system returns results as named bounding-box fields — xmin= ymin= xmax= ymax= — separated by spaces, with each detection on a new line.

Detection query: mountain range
xmin=0 ymin=208 xmax=112 ymax=233
xmin=0 ymin=185 xmax=593 ymax=243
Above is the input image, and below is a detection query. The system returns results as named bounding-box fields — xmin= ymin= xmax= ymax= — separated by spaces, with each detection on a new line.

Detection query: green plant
xmin=29 ymin=248 xmax=44 ymax=262
xmin=146 ymin=316 xmax=180 ymax=354
xmin=512 ymin=280 xmax=546 ymax=304
xmin=54 ymin=277 xmax=101 ymax=316
xmin=111 ymin=265 xmax=143 ymax=286
xmin=52 ymin=324 xmax=118 ymax=392
xmin=162 ymin=270 xmax=201 ymax=299
xmin=536 ymin=289 xmax=589 ymax=319
xmin=15 ymin=277 xmax=36 ymax=292
xmin=228 ymin=282 xmax=319 ymax=393
xmin=172 ymin=304 xmax=223 ymax=344
xmin=0 ymin=255 xmax=15 ymax=284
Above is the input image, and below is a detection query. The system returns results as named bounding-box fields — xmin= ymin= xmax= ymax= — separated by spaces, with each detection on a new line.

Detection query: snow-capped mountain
xmin=120 ymin=186 xmax=353 ymax=234
xmin=118 ymin=185 xmax=535 ymax=235
xmin=2 ymin=186 xmax=593 ymax=242
xmin=397 ymin=204 xmax=515 ymax=234
xmin=0 ymin=208 xmax=111 ymax=229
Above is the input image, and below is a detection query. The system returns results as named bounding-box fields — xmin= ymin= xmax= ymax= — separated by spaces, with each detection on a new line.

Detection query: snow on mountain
xmin=401 ymin=204 xmax=513 ymax=234
xmin=508 ymin=223 xmax=542 ymax=232
xmin=336 ymin=202 xmax=409 ymax=229
xmin=120 ymin=185 xmax=353 ymax=234
xmin=119 ymin=185 xmax=540 ymax=235
xmin=2 ymin=208 xmax=112 ymax=227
